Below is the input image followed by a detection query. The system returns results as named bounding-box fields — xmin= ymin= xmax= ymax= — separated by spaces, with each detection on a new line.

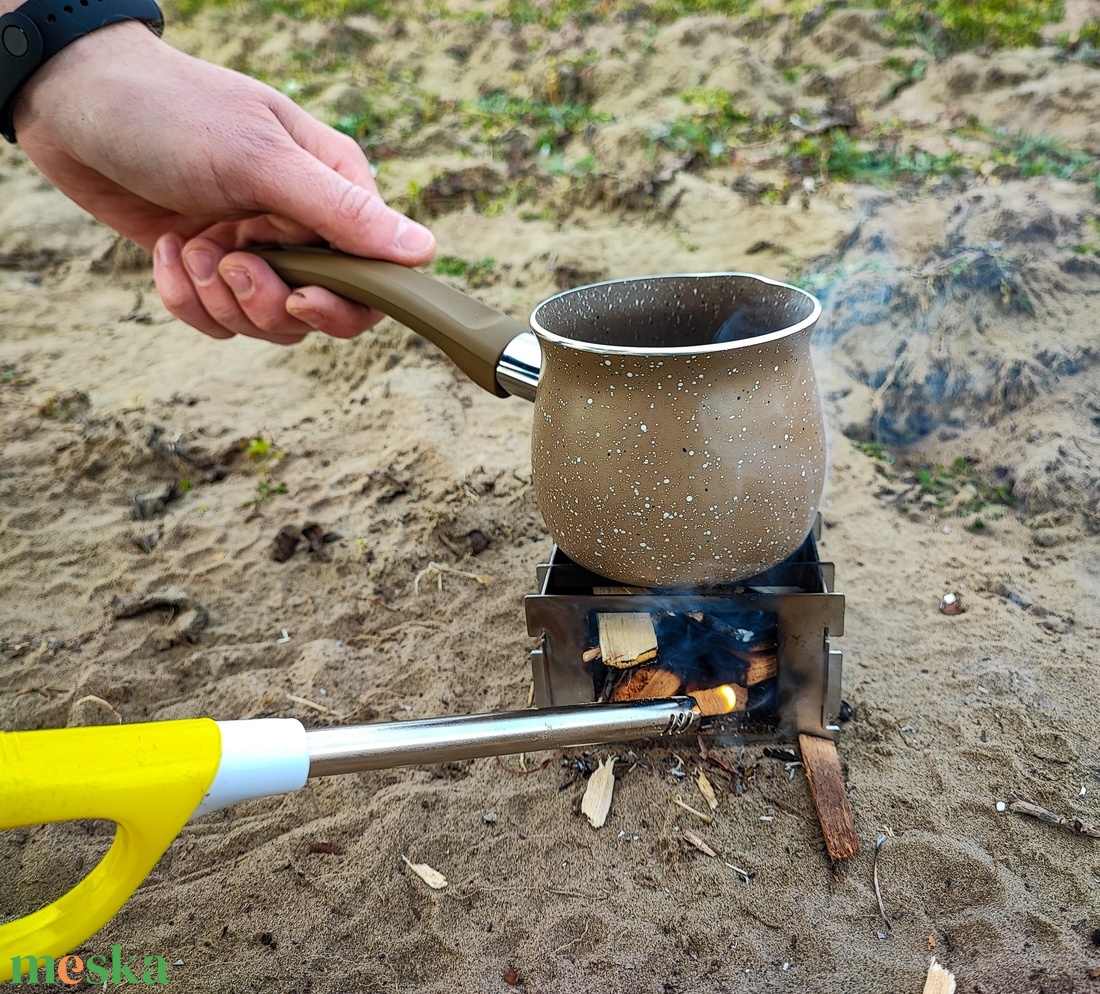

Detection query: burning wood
xmin=731 ymin=648 xmax=777 ymax=686
xmin=609 ymin=664 xmax=680 ymax=702
xmin=586 ymin=603 xmax=775 ymax=716
xmin=689 ymin=684 xmax=748 ymax=716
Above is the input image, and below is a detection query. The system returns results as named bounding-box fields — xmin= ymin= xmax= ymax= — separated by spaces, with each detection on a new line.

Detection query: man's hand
xmin=12 ymin=21 xmax=435 ymax=344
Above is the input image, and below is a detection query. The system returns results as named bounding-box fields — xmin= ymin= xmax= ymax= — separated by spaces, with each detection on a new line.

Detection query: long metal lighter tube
xmin=305 ymin=697 xmax=702 ymax=778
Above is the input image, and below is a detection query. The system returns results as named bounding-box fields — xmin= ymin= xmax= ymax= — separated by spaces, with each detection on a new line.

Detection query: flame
xmin=692 ymin=684 xmax=744 ymax=717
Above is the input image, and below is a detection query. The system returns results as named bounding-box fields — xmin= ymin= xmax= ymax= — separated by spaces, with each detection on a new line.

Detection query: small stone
xmin=939 ymin=592 xmax=964 ymax=615
xmin=482 ymin=811 xmax=498 ymax=824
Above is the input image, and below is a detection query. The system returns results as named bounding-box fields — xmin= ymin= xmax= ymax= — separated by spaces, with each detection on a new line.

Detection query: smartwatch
xmin=0 ymin=0 xmax=163 ymax=143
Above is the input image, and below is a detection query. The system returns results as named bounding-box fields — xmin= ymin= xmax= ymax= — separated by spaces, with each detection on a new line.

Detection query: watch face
xmin=2 ymin=24 xmax=30 ymax=58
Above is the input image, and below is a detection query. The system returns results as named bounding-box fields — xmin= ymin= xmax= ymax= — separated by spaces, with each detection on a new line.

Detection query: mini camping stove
xmin=525 ymin=516 xmax=844 ymax=744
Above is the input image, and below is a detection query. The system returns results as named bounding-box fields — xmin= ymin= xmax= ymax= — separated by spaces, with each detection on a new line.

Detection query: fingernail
xmin=222 ymin=267 xmax=253 ymax=299
xmin=287 ymin=293 xmax=323 ymax=330
xmin=184 ymin=250 xmax=217 ymax=285
xmin=155 ymin=236 xmax=180 ymax=267
xmin=396 ymin=217 xmax=435 ymax=255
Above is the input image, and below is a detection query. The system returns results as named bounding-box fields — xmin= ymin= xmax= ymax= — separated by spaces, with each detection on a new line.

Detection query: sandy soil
xmin=3 ymin=3 xmax=1100 ymax=991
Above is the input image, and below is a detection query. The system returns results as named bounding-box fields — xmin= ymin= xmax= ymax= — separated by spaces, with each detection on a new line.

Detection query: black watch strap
xmin=0 ymin=0 xmax=163 ymax=143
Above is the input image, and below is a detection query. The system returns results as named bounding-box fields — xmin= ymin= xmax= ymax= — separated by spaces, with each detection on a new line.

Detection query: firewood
xmin=582 ymin=646 xmax=602 ymax=664
xmin=596 ymin=612 xmax=657 ymax=668
xmin=733 ymin=649 xmax=777 ymax=686
xmin=688 ymin=684 xmax=748 ymax=716
xmin=609 ymin=665 xmax=681 ymax=701
xmin=798 ymin=734 xmax=859 ymax=861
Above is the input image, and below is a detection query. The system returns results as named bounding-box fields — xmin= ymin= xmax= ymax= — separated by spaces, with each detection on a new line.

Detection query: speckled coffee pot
xmin=259 ymin=249 xmax=824 ymax=588
xmin=529 ymin=274 xmax=823 ymax=587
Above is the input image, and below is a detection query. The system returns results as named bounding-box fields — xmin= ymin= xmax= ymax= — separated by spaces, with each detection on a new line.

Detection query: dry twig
xmin=284 ymin=691 xmax=347 ymax=720
xmin=672 ymin=794 xmax=714 ymax=825
xmin=681 ymin=829 xmax=717 ymax=858
xmin=1005 ymin=793 xmax=1100 ymax=839
xmin=413 ymin=561 xmax=492 ymax=594
xmin=873 ymin=833 xmax=891 ymax=931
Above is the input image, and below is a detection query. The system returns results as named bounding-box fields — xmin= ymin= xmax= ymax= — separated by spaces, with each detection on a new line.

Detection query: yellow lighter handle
xmin=0 ymin=719 xmax=223 ymax=981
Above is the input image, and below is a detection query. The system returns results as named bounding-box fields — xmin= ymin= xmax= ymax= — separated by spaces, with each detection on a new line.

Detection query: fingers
xmin=261 ymin=101 xmax=437 ymax=266
xmin=153 ymin=234 xmax=385 ymax=343
xmin=284 ymin=286 xmax=387 ymax=340
xmin=154 ymin=235 xmax=236 ymax=341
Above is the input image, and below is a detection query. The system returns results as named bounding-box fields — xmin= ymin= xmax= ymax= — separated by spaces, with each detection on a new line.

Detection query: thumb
xmin=254 ymin=105 xmax=435 ymax=265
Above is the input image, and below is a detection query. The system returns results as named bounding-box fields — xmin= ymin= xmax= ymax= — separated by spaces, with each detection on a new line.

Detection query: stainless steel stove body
xmin=525 ymin=517 xmax=845 ymax=743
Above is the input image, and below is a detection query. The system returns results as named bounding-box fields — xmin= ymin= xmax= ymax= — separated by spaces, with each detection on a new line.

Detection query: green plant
xmin=431 ymin=256 xmax=498 ymax=288
xmin=649 ymin=0 xmax=755 ymax=21
xmin=463 ymin=92 xmax=610 ymax=152
xmin=241 ymin=481 xmax=289 ymax=509
xmin=542 ymin=152 xmax=599 ymax=176
xmin=648 ymin=89 xmax=775 ymax=164
xmin=915 ymin=457 xmax=1014 ymax=512
xmin=1067 ymin=216 xmax=1100 ymax=255
xmin=167 ymin=0 xmax=393 ymax=20
xmin=245 ymin=436 xmax=286 ymax=477
xmin=855 ymin=441 xmax=895 ymax=465
xmin=247 ymin=437 xmax=275 ymax=461
xmin=790 ymin=130 xmax=964 ymax=185
xmin=867 ymin=0 xmax=1064 ymax=53
xmin=499 ymin=0 xmax=613 ymax=29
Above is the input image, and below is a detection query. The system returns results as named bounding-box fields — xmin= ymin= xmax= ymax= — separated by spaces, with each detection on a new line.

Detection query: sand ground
xmin=3 ymin=3 xmax=1100 ymax=991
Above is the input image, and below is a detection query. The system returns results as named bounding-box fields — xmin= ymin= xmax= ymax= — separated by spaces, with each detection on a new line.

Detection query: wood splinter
xmin=596 ymin=611 xmax=657 ymax=668
xmin=922 ymin=958 xmax=956 ymax=994
xmin=798 ymin=733 xmax=859 ymax=861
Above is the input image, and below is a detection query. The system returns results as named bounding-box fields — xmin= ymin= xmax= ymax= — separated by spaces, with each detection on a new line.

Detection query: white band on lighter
xmin=193 ymin=719 xmax=310 ymax=817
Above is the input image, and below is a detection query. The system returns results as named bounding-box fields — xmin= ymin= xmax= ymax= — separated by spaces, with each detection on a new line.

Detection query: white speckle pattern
xmin=528 ymin=273 xmax=825 ymax=587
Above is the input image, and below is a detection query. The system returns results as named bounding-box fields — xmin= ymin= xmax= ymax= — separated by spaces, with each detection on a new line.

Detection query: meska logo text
xmin=10 ymin=947 xmax=169 ymax=986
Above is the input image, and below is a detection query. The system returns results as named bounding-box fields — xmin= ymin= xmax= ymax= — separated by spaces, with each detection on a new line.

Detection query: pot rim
xmin=529 ymin=271 xmax=821 ymax=356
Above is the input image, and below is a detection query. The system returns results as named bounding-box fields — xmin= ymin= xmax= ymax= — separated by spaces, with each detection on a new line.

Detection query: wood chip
xmin=922 ymin=958 xmax=956 ymax=994
xmin=401 ymin=855 xmax=447 ymax=889
xmin=597 ymin=612 xmax=657 ymax=668
xmin=681 ymin=829 xmax=717 ymax=858
xmin=610 ymin=664 xmax=681 ymax=701
xmin=696 ymin=770 xmax=719 ymax=811
xmin=581 ymin=757 xmax=617 ymax=829
xmin=799 ymin=734 xmax=860 ymax=861
xmin=672 ymin=795 xmax=713 ymax=824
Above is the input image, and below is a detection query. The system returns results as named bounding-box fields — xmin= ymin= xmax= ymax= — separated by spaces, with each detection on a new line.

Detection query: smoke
xmin=803 ymin=180 xmax=1100 ymax=528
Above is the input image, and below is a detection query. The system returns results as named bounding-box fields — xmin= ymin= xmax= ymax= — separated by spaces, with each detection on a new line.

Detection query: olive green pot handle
xmin=256 ymin=246 xmax=528 ymax=397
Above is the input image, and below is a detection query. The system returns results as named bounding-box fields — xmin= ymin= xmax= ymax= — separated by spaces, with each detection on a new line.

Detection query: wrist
xmin=1 ymin=0 xmax=163 ymax=142
xmin=12 ymin=19 xmax=162 ymax=145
